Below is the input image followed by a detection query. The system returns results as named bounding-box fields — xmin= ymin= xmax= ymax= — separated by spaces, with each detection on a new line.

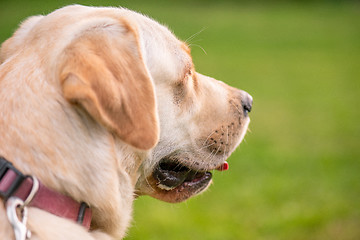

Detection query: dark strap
xmin=0 ymin=156 xmax=92 ymax=229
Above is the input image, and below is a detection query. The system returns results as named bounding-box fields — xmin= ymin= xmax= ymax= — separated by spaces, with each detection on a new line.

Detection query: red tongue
xmin=216 ymin=161 xmax=229 ymax=171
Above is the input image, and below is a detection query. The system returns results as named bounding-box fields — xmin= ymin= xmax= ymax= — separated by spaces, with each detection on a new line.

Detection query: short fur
xmin=0 ymin=5 xmax=251 ymax=239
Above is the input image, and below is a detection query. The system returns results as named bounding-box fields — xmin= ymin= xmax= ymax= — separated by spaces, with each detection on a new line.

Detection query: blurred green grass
xmin=1 ymin=1 xmax=359 ymax=239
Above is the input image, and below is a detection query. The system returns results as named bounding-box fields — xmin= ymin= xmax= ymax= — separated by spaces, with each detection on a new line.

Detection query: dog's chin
xmin=149 ymin=176 xmax=212 ymax=203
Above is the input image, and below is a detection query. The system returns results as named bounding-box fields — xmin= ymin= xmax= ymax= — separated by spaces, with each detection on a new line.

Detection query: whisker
xmin=201 ymin=129 xmax=217 ymax=147
xmin=187 ymin=39 xmax=203 ymax=44
xmin=213 ymin=144 xmax=222 ymax=157
xmin=229 ymin=123 xmax=235 ymax=146
xmin=174 ymin=161 xmax=183 ymax=170
xmin=143 ymin=167 xmax=156 ymax=192
xmin=189 ymin=44 xmax=207 ymax=55
xmin=196 ymin=142 xmax=216 ymax=151
xmin=223 ymin=145 xmax=227 ymax=159
xmin=185 ymin=27 xmax=207 ymax=44
xmin=203 ymin=149 xmax=216 ymax=163
xmin=231 ymin=101 xmax=242 ymax=114
xmin=226 ymin=126 xmax=229 ymax=143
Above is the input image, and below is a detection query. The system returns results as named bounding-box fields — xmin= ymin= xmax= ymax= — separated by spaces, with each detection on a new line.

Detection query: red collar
xmin=0 ymin=157 xmax=92 ymax=229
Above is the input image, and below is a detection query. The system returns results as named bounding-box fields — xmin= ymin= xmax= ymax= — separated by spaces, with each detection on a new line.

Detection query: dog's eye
xmin=183 ymin=69 xmax=192 ymax=82
xmin=179 ymin=65 xmax=196 ymax=87
xmin=187 ymin=69 xmax=192 ymax=77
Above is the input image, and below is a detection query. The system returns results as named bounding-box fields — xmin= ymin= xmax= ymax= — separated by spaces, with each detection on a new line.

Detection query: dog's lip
xmin=176 ymin=171 xmax=212 ymax=191
xmin=153 ymin=170 xmax=212 ymax=202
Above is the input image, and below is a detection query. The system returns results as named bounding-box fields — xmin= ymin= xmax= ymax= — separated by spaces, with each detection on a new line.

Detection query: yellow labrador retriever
xmin=0 ymin=5 xmax=252 ymax=240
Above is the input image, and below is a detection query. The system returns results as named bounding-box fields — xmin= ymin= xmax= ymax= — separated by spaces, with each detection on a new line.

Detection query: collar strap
xmin=0 ymin=157 xmax=92 ymax=229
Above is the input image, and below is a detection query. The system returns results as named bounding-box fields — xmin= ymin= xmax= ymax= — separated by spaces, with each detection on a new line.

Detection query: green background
xmin=1 ymin=1 xmax=359 ymax=239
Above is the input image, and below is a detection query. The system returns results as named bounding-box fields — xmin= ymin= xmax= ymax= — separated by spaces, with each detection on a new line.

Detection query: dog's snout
xmin=241 ymin=92 xmax=253 ymax=115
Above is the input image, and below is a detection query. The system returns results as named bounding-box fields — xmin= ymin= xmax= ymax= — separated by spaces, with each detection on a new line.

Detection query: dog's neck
xmin=0 ymin=67 xmax=140 ymax=237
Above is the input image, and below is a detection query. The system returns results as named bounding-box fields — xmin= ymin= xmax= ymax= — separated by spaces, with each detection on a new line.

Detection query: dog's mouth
xmin=148 ymin=157 xmax=228 ymax=203
xmin=154 ymin=159 xmax=212 ymax=191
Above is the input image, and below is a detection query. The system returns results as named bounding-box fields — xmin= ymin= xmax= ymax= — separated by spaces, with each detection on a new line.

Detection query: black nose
xmin=242 ymin=92 xmax=253 ymax=115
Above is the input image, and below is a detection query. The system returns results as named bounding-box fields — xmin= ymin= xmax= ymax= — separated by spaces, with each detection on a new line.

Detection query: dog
xmin=0 ymin=5 xmax=252 ymax=240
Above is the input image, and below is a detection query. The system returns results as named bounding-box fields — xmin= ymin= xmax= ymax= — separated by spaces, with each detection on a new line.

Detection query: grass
xmin=1 ymin=1 xmax=359 ymax=239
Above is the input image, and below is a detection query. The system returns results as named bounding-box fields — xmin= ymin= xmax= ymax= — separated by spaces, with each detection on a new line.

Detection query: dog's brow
xmin=178 ymin=42 xmax=195 ymax=82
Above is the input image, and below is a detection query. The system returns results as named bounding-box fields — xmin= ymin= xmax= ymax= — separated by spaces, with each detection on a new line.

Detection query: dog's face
xmin=132 ymin=12 xmax=253 ymax=202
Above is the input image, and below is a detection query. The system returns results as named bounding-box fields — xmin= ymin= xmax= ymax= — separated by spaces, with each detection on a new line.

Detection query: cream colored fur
xmin=0 ymin=4 xmax=251 ymax=240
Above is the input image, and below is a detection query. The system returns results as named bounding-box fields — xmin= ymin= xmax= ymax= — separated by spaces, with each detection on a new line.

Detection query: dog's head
xmin=129 ymin=11 xmax=253 ymax=202
xmin=0 ymin=5 xmax=252 ymax=207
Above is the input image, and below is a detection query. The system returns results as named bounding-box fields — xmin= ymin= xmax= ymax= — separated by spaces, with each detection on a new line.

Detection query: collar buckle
xmin=0 ymin=157 xmax=25 ymax=200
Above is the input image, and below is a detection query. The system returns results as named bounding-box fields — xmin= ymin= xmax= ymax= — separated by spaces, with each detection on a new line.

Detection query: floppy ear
xmin=59 ymin=20 xmax=159 ymax=150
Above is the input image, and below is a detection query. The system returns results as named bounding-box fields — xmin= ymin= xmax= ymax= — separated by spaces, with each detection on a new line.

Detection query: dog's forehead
xmin=131 ymin=12 xmax=192 ymax=84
